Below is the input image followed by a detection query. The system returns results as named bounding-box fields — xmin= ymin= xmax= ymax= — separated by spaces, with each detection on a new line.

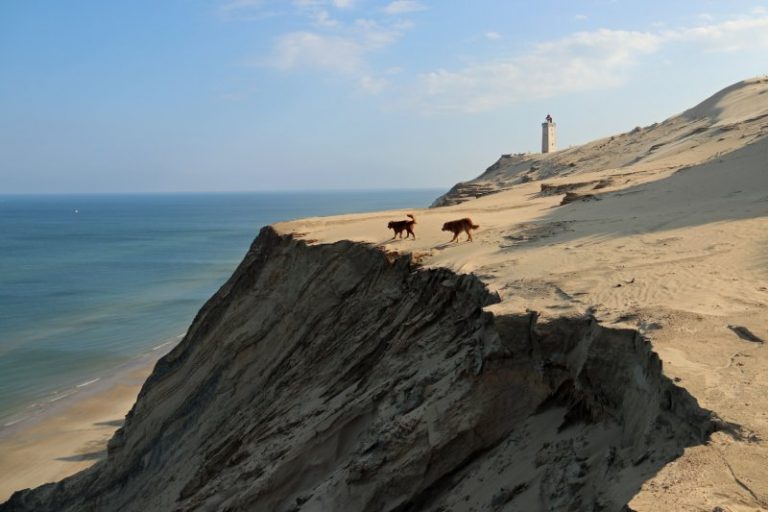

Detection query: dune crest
xmin=433 ymin=76 xmax=768 ymax=207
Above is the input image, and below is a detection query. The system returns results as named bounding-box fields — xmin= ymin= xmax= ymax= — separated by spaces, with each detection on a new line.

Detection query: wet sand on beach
xmin=0 ymin=365 xmax=152 ymax=502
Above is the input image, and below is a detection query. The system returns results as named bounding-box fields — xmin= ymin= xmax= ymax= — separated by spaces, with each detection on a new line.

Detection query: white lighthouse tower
xmin=542 ymin=116 xmax=557 ymax=153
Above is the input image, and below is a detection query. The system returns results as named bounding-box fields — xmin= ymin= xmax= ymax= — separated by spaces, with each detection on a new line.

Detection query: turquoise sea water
xmin=0 ymin=190 xmax=441 ymax=426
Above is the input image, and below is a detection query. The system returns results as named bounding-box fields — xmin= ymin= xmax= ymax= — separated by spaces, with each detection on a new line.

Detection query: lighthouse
xmin=542 ymin=115 xmax=556 ymax=153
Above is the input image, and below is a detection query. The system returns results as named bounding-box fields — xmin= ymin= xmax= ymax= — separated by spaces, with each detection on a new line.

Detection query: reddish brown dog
xmin=442 ymin=218 xmax=479 ymax=242
xmin=387 ymin=214 xmax=416 ymax=239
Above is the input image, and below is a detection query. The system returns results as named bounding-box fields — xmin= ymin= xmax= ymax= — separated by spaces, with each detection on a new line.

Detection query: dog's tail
xmin=471 ymin=223 xmax=479 ymax=229
xmin=406 ymin=214 xmax=416 ymax=223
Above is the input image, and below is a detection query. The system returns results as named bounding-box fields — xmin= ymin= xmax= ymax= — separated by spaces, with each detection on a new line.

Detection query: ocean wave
xmin=76 ymin=378 xmax=100 ymax=388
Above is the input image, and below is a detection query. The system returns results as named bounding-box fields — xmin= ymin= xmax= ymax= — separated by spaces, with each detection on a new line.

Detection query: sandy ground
xmin=0 ymin=365 xmax=152 ymax=502
xmin=273 ymin=80 xmax=768 ymax=510
xmin=276 ymin=179 xmax=768 ymax=510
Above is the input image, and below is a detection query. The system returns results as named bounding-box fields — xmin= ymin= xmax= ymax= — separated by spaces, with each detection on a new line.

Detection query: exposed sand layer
xmin=0 ymin=229 xmax=715 ymax=511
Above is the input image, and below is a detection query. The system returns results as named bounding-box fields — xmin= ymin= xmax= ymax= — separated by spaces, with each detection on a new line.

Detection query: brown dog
xmin=387 ymin=214 xmax=416 ymax=239
xmin=442 ymin=218 xmax=479 ymax=242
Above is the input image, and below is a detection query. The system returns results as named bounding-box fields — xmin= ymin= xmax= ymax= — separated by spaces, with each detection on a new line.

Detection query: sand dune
xmin=433 ymin=76 xmax=768 ymax=208
xmin=277 ymin=77 xmax=768 ymax=510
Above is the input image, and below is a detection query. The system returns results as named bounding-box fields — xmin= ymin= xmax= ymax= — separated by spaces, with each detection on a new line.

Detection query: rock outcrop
xmin=1 ymin=227 xmax=714 ymax=512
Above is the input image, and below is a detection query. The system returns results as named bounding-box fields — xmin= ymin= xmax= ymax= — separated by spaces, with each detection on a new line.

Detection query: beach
xmin=0 ymin=190 xmax=442 ymax=502
xmin=0 ymin=361 xmax=153 ymax=501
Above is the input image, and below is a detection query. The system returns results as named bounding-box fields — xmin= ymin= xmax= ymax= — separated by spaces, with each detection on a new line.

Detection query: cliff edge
xmin=1 ymin=227 xmax=712 ymax=511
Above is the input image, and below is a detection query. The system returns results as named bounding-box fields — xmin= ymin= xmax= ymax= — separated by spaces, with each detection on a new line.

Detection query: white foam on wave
xmin=76 ymin=378 xmax=100 ymax=388
xmin=3 ymin=416 xmax=27 ymax=428
xmin=152 ymin=333 xmax=185 ymax=351
xmin=48 ymin=390 xmax=77 ymax=403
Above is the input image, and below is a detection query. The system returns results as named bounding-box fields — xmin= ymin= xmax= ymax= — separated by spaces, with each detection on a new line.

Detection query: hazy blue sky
xmin=1 ymin=0 xmax=767 ymax=193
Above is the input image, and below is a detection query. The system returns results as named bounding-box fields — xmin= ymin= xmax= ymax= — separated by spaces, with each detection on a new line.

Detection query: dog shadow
xmin=377 ymin=237 xmax=415 ymax=247
xmin=432 ymin=240 xmax=472 ymax=250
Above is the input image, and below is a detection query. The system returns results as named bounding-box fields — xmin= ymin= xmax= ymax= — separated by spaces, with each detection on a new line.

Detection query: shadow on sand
xmin=56 ymin=449 xmax=106 ymax=463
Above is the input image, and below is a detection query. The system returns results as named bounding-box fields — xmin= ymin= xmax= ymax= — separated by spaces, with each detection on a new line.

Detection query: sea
xmin=0 ymin=190 xmax=442 ymax=428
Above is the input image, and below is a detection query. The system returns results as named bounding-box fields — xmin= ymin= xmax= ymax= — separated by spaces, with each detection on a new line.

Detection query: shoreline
xmin=0 ymin=191 xmax=443 ymax=506
xmin=0 ymin=349 xmax=168 ymax=502
xmin=0 ymin=333 xmax=182 ymax=436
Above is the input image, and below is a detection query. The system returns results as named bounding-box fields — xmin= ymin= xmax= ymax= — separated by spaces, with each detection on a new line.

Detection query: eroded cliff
xmin=1 ymin=228 xmax=714 ymax=512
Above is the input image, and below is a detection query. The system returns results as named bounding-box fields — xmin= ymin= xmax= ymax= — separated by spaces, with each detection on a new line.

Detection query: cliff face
xmin=1 ymin=227 xmax=713 ymax=512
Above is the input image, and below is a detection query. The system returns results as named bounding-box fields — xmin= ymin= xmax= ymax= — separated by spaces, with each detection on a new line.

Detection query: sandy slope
xmin=276 ymin=78 xmax=768 ymax=510
xmin=433 ymin=77 xmax=768 ymax=207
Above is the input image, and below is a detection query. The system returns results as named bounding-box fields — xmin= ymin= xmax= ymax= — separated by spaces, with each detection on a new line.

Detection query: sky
xmin=1 ymin=0 xmax=767 ymax=193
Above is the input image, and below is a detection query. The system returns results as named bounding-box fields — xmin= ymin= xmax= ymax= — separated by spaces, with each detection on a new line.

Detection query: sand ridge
xmin=433 ymin=77 xmax=768 ymax=208
xmin=276 ymin=78 xmax=768 ymax=510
